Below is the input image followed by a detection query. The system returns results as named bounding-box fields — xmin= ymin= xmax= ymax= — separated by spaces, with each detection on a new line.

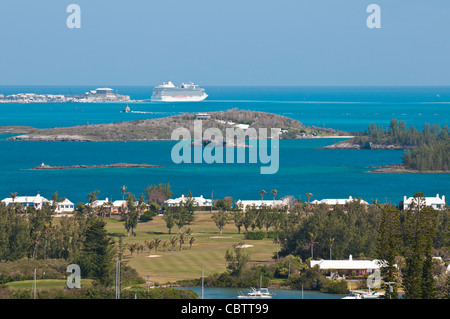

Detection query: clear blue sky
xmin=1 ymin=0 xmax=450 ymax=86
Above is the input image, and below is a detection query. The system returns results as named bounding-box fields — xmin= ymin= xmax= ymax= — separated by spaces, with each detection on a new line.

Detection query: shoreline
xmin=367 ymin=164 xmax=450 ymax=174
xmin=24 ymin=163 xmax=163 ymax=170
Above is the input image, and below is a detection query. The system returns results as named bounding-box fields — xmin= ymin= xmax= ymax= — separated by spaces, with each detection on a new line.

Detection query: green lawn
xmin=105 ymin=213 xmax=278 ymax=284
xmin=5 ymin=279 xmax=93 ymax=289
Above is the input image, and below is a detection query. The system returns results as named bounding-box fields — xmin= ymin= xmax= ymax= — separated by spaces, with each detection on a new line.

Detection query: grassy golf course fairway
xmin=104 ymin=213 xmax=278 ymax=284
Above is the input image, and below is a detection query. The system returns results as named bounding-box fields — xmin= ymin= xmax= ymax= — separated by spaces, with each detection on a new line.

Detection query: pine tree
xmin=77 ymin=217 xmax=116 ymax=286
xmin=376 ymin=206 xmax=402 ymax=299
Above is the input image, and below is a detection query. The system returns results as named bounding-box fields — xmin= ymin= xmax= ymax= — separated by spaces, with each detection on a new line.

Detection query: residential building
xmin=165 ymin=194 xmax=212 ymax=207
xmin=310 ymin=255 xmax=382 ymax=279
xmin=403 ymin=194 xmax=446 ymax=210
xmin=310 ymin=196 xmax=369 ymax=206
xmin=235 ymin=198 xmax=290 ymax=211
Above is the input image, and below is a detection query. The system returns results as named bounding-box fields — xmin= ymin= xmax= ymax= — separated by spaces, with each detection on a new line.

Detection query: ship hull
xmin=151 ymin=93 xmax=208 ymax=102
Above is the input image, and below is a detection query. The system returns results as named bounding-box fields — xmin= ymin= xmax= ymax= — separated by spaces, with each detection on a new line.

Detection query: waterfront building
xmin=1 ymin=193 xmax=74 ymax=213
xmin=164 ymin=194 xmax=212 ymax=207
xmin=310 ymin=255 xmax=381 ymax=279
xmin=1 ymin=193 xmax=49 ymax=210
xmin=403 ymin=194 xmax=446 ymax=211
xmin=310 ymin=196 xmax=369 ymax=206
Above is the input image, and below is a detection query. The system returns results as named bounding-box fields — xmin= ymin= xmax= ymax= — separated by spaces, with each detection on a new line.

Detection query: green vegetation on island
xmin=3 ymin=109 xmax=349 ymax=142
xmin=325 ymin=119 xmax=450 ymax=172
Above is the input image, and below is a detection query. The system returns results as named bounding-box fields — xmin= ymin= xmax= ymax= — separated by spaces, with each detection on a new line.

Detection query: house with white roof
xmin=403 ymin=194 xmax=446 ymax=211
xmin=1 ymin=193 xmax=74 ymax=214
xmin=1 ymin=193 xmax=49 ymax=210
xmin=164 ymin=194 xmax=212 ymax=207
xmin=310 ymin=255 xmax=382 ymax=279
xmin=52 ymin=198 xmax=75 ymax=213
xmin=235 ymin=198 xmax=290 ymax=211
xmin=310 ymin=196 xmax=369 ymax=206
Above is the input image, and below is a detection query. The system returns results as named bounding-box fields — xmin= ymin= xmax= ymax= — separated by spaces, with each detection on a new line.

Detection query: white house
xmin=164 ymin=194 xmax=212 ymax=207
xmin=235 ymin=198 xmax=290 ymax=211
xmin=310 ymin=196 xmax=369 ymax=206
xmin=403 ymin=194 xmax=446 ymax=211
xmin=90 ymin=197 xmax=112 ymax=209
xmin=310 ymin=255 xmax=381 ymax=278
xmin=1 ymin=194 xmax=74 ymax=214
xmin=52 ymin=198 xmax=75 ymax=213
xmin=1 ymin=193 xmax=50 ymax=210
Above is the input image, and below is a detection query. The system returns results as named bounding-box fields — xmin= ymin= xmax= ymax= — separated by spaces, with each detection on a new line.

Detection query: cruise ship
xmin=151 ymin=81 xmax=207 ymax=102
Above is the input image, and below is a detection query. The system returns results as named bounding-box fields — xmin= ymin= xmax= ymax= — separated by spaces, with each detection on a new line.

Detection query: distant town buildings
xmin=403 ymin=194 xmax=446 ymax=211
xmin=0 ymin=88 xmax=131 ymax=103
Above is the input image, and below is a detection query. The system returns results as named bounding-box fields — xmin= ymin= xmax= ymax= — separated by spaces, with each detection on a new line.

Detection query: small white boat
xmin=238 ymin=287 xmax=272 ymax=299
xmin=342 ymin=291 xmax=362 ymax=299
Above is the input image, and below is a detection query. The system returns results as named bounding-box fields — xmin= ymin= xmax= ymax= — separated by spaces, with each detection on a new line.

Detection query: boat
xmin=237 ymin=275 xmax=272 ymax=299
xmin=238 ymin=287 xmax=272 ymax=299
xmin=121 ymin=105 xmax=131 ymax=113
xmin=151 ymin=81 xmax=208 ymax=102
xmin=341 ymin=291 xmax=362 ymax=299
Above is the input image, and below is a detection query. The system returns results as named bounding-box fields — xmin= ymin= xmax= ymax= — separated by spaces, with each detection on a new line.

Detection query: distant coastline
xmin=368 ymin=164 xmax=450 ymax=174
xmin=24 ymin=163 xmax=162 ymax=170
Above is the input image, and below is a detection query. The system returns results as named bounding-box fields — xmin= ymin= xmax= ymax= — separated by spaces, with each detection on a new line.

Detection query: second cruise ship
xmin=151 ymin=81 xmax=208 ymax=102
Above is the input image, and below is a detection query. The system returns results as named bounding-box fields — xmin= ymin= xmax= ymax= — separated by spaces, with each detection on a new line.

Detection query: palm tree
xmin=162 ymin=240 xmax=169 ymax=251
xmin=308 ymin=232 xmax=318 ymax=259
xmin=128 ymin=243 xmax=138 ymax=256
xmin=179 ymin=232 xmax=186 ymax=251
xmin=145 ymin=240 xmax=155 ymax=254
xmin=329 ymin=237 xmax=335 ymax=260
xmin=169 ymin=236 xmax=178 ymax=252
xmin=189 ymin=237 xmax=196 ymax=249
xmin=10 ymin=192 xmax=17 ymax=203
xmin=270 ymin=189 xmax=278 ymax=205
xmin=305 ymin=193 xmax=313 ymax=204
xmin=153 ymin=237 xmax=161 ymax=253
xmin=259 ymin=190 xmax=267 ymax=203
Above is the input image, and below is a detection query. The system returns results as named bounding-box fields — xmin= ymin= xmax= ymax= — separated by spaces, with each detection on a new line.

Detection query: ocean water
xmin=0 ymin=86 xmax=448 ymax=205
xmin=176 ymin=286 xmax=344 ymax=299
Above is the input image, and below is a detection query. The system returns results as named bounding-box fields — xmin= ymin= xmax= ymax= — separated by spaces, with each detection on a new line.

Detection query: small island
xmin=25 ymin=163 xmax=162 ymax=170
xmin=324 ymin=119 xmax=450 ymax=173
xmin=3 ymin=109 xmax=350 ymax=142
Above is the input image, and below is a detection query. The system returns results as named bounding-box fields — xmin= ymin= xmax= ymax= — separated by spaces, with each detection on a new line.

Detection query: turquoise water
xmin=0 ymin=86 xmax=448 ymax=204
xmin=177 ymin=287 xmax=344 ymax=299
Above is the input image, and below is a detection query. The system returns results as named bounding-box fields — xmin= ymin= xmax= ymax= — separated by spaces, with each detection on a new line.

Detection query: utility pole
xmin=115 ymin=260 xmax=121 ymax=299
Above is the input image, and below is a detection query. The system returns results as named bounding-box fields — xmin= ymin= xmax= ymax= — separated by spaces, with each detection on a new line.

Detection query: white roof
xmin=53 ymin=198 xmax=74 ymax=206
xmin=404 ymin=194 xmax=445 ymax=205
xmin=236 ymin=199 xmax=288 ymax=207
xmin=311 ymin=255 xmax=381 ymax=270
xmin=2 ymin=194 xmax=49 ymax=205
xmin=311 ymin=196 xmax=368 ymax=205
xmin=165 ymin=194 xmax=212 ymax=205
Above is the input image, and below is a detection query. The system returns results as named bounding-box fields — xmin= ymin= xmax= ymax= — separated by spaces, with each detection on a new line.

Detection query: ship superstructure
xmin=151 ymin=81 xmax=207 ymax=102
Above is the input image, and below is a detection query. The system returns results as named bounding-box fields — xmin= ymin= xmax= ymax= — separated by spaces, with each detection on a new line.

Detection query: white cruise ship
xmin=151 ymin=81 xmax=207 ymax=102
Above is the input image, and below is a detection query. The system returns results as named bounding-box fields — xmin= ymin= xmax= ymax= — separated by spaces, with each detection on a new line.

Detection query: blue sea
xmin=0 ymin=86 xmax=448 ymax=205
